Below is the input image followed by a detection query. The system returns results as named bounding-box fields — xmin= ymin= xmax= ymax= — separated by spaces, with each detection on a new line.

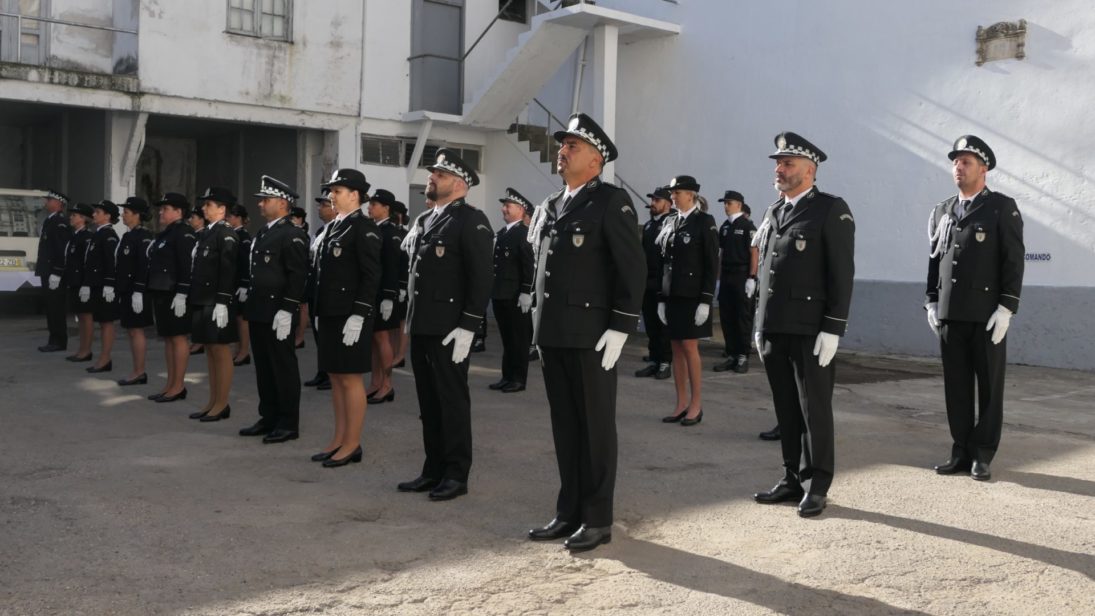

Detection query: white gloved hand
xmin=212 ymin=303 xmax=229 ymax=329
xmin=594 ymin=329 xmax=628 ymax=371
xmin=48 ymin=274 xmax=61 ymax=290
xmin=131 ymin=291 xmax=143 ymax=314
xmin=272 ymin=309 xmax=292 ymax=341
xmin=399 ymin=289 xmax=407 ymax=303
xmin=745 ymin=278 xmax=757 ymax=298
xmin=813 ymin=332 xmax=840 ymax=367
xmin=342 ymin=314 xmax=365 ymax=346
xmin=694 ymin=303 xmax=711 ymax=326
xmin=79 ymin=286 xmax=91 ymax=303
xmin=926 ymin=302 xmax=940 ymax=336
xmin=442 ymin=327 xmax=475 ymax=364
xmin=103 ymin=286 xmax=115 ymax=303
xmin=518 ymin=292 xmax=533 ymax=314
xmin=754 ymin=331 xmax=766 ymax=363
xmin=171 ymin=293 xmax=187 ymax=318
xmin=657 ymin=302 xmax=667 ymax=325
xmin=986 ymin=304 xmax=1012 ymax=345
xmin=380 ymin=299 xmax=394 ymax=321
xmin=236 ymin=286 xmax=248 ymax=303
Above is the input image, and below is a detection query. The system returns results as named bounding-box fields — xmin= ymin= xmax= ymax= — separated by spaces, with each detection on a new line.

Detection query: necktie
xmin=779 ymin=200 xmax=793 ymax=225
xmin=558 ymin=195 xmax=573 ymax=218
xmin=955 ymin=199 xmax=971 ymax=219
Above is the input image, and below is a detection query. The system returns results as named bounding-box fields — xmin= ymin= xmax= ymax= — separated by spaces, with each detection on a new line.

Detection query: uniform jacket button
xmin=544 ymin=292 xmax=550 ymax=298
xmin=414 ymin=291 xmax=419 ymax=295
xmin=951 ymin=278 xmax=957 ymax=283
xmin=449 ymin=298 xmax=453 ymax=302
xmin=545 ymin=271 xmax=551 ymax=277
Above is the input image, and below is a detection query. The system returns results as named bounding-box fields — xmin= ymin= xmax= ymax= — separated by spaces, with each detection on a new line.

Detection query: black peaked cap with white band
xmin=428 ymin=148 xmax=479 ymax=187
xmin=769 ymin=131 xmax=827 ymax=165
xmin=553 ymin=112 xmax=618 ymax=163
xmin=948 ymin=135 xmax=996 ymax=170
xmin=253 ymin=175 xmax=298 ymax=202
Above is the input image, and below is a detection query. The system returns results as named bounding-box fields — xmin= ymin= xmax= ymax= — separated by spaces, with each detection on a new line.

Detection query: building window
xmin=361 ymin=135 xmax=404 ymax=167
xmin=498 ymin=0 xmax=527 ymax=24
xmin=227 ymin=0 xmax=291 ymax=41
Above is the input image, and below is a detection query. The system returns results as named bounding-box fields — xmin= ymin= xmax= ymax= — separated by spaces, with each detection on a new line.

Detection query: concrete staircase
xmin=507 ymin=122 xmax=560 ymax=171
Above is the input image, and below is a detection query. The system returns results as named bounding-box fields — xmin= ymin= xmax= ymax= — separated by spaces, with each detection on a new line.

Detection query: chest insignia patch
xmin=795 ymin=239 xmax=807 ymax=252
xmin=435 ymin=246 xmax=445 ymax=257
xmin=572 ymin=234 xmax=585 ymax=248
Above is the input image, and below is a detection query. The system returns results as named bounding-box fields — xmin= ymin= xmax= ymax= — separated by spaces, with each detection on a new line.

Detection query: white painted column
xmin=103 ymin=110 xmax=147 ymax=202
xmin=590 ymin=23 xmax=618 ymax=182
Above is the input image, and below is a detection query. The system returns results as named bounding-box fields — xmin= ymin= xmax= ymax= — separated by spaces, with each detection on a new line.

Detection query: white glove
xmin=745 ymin=278 xmax=757 ymax=298
xmin=171 ymin=293 xmax=187 ymax=318
xmin=212 ymin=303 xmax=229 ymax=329
xmin=986 ymin=305 xmax=1012 ymax=345
xmin=132 ymin=291 xmax=143 ymax=314
xmin=272 ymin=309 xmax=292 ymax=341
xmin=399 ymin=289 xmax=407 ymax=303
xmin=813 ymin=332 xmax=840 ymax=367
xmin=48 ymin=274 xmax=60 ymax=290
xmin=926 ymin=302 xmax=940 ymax=336
xmin=103 ymin=286 xmax=115 ymax=303
xmin=79 ymin=286 xmax=91 ymax=303
xmin=694 ymin=303 xmax=710 ymax=326
xmin=342 ymin=314 xmax=365 ymax=346
xmin=442 ymin=327 xmax=475 ymax=364
xmin=594 ymin=329 xmax=628 ymax=371
xmin=657 ymin=302 xmax=667 ymax=325
xmin=518 ymin=293 xmax=533 ymax=314
xmin=754 ymin=331 xmax=766 ymax=363
xmin=236 ymin=287 xmax=248 ymax=303
xmin=380 ymin=299 xmax=394 ymax=321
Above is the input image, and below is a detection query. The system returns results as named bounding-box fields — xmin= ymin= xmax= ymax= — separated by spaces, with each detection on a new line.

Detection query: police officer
xmin=83 ymin=200 xmax=122 ymax=373
xmin=926 ymin=136 xmax=1024 ymax=482
xmin=228 ymin=204 xmax=253 ymax=366
xmin=37 ymin=189 xmax=72 ymax=352
xmin=304 ymin=191 xmax=336 ymax=390
xmin=239 ymin=175 xmax=309 ymax=443
xmin=364 ymin=188 xmax=401 ymax=404
xmin=115 ymin=197 xmax=154 ymax=386
xmin=752 ymin=132 xmax=855 ymax=518
xmin=389 ymin=200 xmax=411 ymax=370
xmin=397 ymin=149 xmax=493 ymax=501
xmin=714 ymin=190 xmax=758 ymax=373
xmin=147 ymin=193 xmax=198 ymax=402
xmin=63 ymin=203 xmax=95 ymax=362
xmin=526 ymin=113 xmax=645 ymax=552
xmin=488 ymin=187 xmax=535 ymax=393
xmin=636 ymin=186 xmax=673 ymax=380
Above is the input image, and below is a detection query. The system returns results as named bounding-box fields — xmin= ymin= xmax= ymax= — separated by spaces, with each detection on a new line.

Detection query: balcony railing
xmin=0 ymin=11 xmax=138 ymax=75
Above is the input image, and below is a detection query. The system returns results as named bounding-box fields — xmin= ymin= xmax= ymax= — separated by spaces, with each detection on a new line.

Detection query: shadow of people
xmin=1003 ymin=470 xmax=1095 ymax=499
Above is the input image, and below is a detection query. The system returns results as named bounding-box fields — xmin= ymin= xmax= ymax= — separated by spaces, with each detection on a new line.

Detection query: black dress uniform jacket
xmin=234 ymin=226 xmax=252 ymax=293
xmin=719 ymin=215 xmax=757 ymax=271
xmin=661 ymin=210 xmax=719 ymax=302
xmin=314 ymin=210 xmax=383 ymax=319
xmin=147 ymin=221 xmax=198 ymax=295
xmin=115 ymin=227 xmax=153 ymax=295
xmin=926 ymin=189 xmax=1024 ymax=321
xmin=245 ymin=216 xmax=309 ymax=323
xmin=376 ymin=219 xmax=402 ymax=303
xmin=36 ymin=212 xmax=71 ymax=278
xmin=491 ymin=221 xmax=534 ymax=300
xmin=755 ymin=187 xmax=855 ymax=337
xmin=83 ymin=226 xmax=119 ymax=290
xmin=189 ymin=220 xmax=238 ymax=307
xmin=642 ymin=213 xmax=670 ymax=291
xmin=62 ymin=228 xmax=93 ymax=289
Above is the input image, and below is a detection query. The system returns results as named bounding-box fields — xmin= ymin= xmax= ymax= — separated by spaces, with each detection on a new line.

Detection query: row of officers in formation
xmin=33 ymin=113 xmax=1024 ymax=552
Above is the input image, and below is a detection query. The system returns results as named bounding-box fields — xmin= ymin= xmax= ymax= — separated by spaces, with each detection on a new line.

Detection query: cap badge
xmin=568 ymin=117 xmax=580 ymax=131
xmin=957 ymin=137 xmax=968 ymax=149
xmin=777 ymin=135 xmax=788 ymax=149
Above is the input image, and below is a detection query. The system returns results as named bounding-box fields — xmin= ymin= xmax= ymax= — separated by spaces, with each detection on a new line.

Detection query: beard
xmin=425 ymin=186 xmax=439 ymax=201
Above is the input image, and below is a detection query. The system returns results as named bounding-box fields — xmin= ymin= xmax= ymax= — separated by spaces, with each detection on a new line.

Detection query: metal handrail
xmin=0 ymin=11 xmax=137 ymax=66
xmin=462 ymin=0 xmax=518 ymax=62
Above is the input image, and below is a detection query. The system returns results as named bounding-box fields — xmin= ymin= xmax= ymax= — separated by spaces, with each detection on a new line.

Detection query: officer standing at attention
xmin=635 ymin=186 xmax=673 ymax=380
xmin=115 ymin=197 xmax=155 ymax=386
xmin=487 ymin=187 xmax=535 ymax=394
xmin=63 ymin=203 xmax=95 ymax=363
xmin=926 ymin=136 xmax=1024 ymax=482
xmin=397 ymin=149 xmax=493 ymax=501
xmin=304 ymin=190 xmax=337 ymax=390
xmin=83 ymin=200 xmax=122 ymax=374
xmin=752 ymin=132 xmax=855 ymax=518
xmin=714 ymin=190 xmax=758 ymax=374
xmin=37 ymin=189 xmax=72 ymax=353
xmin=526 ymin=113 xmax=645 ymax=552
xmin=239 ymin=175 xmax=310 ymax=443
xmin=228 ymin=204 xmax=253 ymax=367
xmin=146 ymin=193 xmax=198 ymax=402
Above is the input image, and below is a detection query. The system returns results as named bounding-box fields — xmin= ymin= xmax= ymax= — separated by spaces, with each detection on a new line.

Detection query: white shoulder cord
xmin=527 ymin=203 xmax=549 ymax=261
xmin=655 ymin=213 xmax=677 ymax=257
xmin=927 ymin=209 xmax=955 ymax=259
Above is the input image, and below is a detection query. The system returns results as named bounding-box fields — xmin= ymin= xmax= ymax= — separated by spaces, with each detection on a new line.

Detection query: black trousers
xmin=541 ymin=347 xmax=618 ymax=528
xmin=640 ymin=289 xmax=671 ymax=364
xmin=411 ymin=334 xmax=472 ymax=482
xmin=760 ymin=333 xmax=835 ymax=495
xmin=718 ymin=268 xmax=752 ymax=357
xmin=249 ymin=318 xmax=301 ymax=431
xmin=493 ymin=298 xmax=531 ymax=384
xmin=939 ymin=320 xmax=1006 ymax=463
xmin=41 ymin=276 xmax=68 ymax=347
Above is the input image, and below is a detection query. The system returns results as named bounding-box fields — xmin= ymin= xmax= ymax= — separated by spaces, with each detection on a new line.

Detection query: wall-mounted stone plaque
xmin=976 ymin=20 xmax=1027 ymax=66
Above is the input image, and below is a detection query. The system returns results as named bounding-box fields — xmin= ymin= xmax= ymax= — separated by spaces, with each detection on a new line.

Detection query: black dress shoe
xmin=155 ymin=388 xmax=188 ymax=403
xmin=367 ymin=389 xmax=395 ymax=404
xmin=315 ymin=380 xmax=332 ymax=391
xmin=262 ymin=429 xmax=300 ymax=444
xmin=754 ymin=481 xmax=805 ymax=504
xmin=86 ymin=361 xmax=112 ymax=373
xmin=199 ymin=405 xmax=231 ymax=422
xmin=934 ymin=457 xmax=972 ymax=475
xmin=304 ymin=373 xmax=328 ymax=387
xmin=732 ymin=357 xmax=749 ymax=374
xmin=232 ymin=355 xmax=251 ymax=366
xmin=239 ymin=421 xmax=273 ymax=437
xmin=654 ymin=363 xmax=672 ymax=379
xmin=322 ymin=446 xmax=363 ymax=467
xmin=117 ymin=373 xmax=148 ymax=386
xmin=971 ymin=460 xmax=992 ymax=481
xmin=662 ymin=409 xmax=687 ymax=423
xmin=310 ymin=449 xmax=338 ymax=462
xmin=798 ymin=493 xmax=828 ymax=517
xmin=564 ymin=525 xmax=612 ymax=552
xmin=529 ymin=517 xmax=579 ymax=541
xmin=501 ymin=382 xmax=525 ymax=393
xmin=38 ymin=344 xmax=66 ymax=352
xmin=634 ymin=363 xmax=658 ymax=378
xmin=488 ymin=379 xmax=511 ymax=390
xmin=147 ymin=392 xmax=166 ymax=401
xmin=428 ymin=478 xmax=468 ymax=501
xmin=188 ymin=409 xmax=210 ymax=420
xmin=713 ymin=358 xmax=736 ymax=372
xmin=66 ymin=353 xmax=92 ymax=362
xmin=680 ymin=410 xmax=703 ymax=426
xmin=758 ymin=425 xmax=781 ymax=441
xmin=397 ymin=476 xmax=441 ymax=492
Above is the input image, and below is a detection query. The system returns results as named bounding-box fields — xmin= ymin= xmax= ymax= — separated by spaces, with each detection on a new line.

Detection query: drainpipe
xmin=571 ymin=36 xmax=588 ymax=115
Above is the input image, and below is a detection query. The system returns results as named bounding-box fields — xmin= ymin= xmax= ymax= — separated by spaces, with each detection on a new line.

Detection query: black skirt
xmin=189 ymin=303 xmax=239 ymax=344
xmin=317 ymin=315 xmax=372 ymax=374
xmin=373 ymin=299 xmax=400 ymax=332
xmin=667 ymin=297 xmax=713 ymax=340
xmin=119 ymin=292 xmax=155 ymax=329
xmin=152 ymin=291 xmax=191 ymax=337
xmin=91 ymin=288 xmax=119 ymax=323
xmin=68 ymin=287 xmax=93 ymax=315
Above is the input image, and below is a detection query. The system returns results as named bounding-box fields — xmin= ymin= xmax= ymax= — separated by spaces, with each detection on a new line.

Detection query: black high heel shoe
xmin=86 ymin=361 xmax=112 ymax=373
xmin=155 ymin=388 xmax=188 ymax=403
xmin=232 ymin=355 xmax=251 ymax=366
xmin=189 ymin=408 xmax=211 ymax=420
xmin=367 ymin=389 xmax=395 ymax=404
xmin=680 ymin=409 xmax=704 ymax=427
xmin=147 ymin=392 xmax=166 ymax=401
xmin=661 ymin=409 xmax=688 ymax=423
xmin=310 ymin=449 xmax=339 ymax=462
xmin=66 ymin=353 xmax=92 ymax=362
xmin=118 ymin=373 xmax=148 ymax=386
xmin=322 ymin=446 xmax=363 ymax=468
xmin=199 ymin=405 xmax=231 ymax=422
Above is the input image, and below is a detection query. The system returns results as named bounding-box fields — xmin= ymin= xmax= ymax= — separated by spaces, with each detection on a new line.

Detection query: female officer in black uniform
xmin=658 ymin=176 xmax=719 ymax=426
xmin=187 ymin=187 xmax=240 ymax=422
xmin=84 ymin=200 xmax=121 ymax=373
xmin=227 ymin=204 xmax=252 ymax=366
xmin=364 ymin=188 xmax=401 ymax=404
xmin=63 ymin=203 xmax=95 ymax=362
xmin=115 ymin=197 xmax=154 ymax=385
xmin=390 ymin=200 xmax=410 ymax=369
xmin=312 ymin=169 xmax=382 ymax=467
xmin=147 ymin=193 xmax=198 ymax=403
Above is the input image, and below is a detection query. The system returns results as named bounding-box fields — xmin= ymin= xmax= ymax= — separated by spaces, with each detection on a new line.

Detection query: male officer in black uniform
xmin=926 ymin=136 xmax=1023 ymax=481
xmin=239 ymin=175 xmax=310 ymax=443
xmin=303 ymin=190 xmax=336 ymax=389
xmin=37 ymin=189 xmax=73 ymax=352
xmin=488 ymin=187 xmax=535 ymax=393
xmin=714 ymin=190 xmax=758 ymax=373
xmin=397 ymin=149 xmax=493 ymax=501
xmin=635 ymin=186 xmax=673 ymax=380
xmin=752 ymin=132 xmax=855 ymax=518
xmin=526 ymin=113 xmax=645 ymax=552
